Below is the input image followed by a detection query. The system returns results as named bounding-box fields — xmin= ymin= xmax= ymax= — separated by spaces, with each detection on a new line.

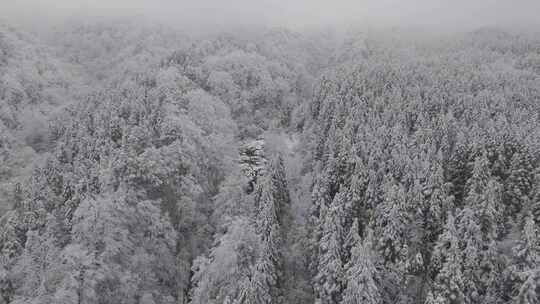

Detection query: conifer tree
xmin=477 ymin=179 xmax=503 ymax=240
xmin=464 ymin=151 xmax=491 ymax=208
xmin=253 ymin=176 xmax=282 ymax=304
xmin=505 ymin=152 xmax=534 ymax=219
xmin=458 ymin=152 xmax=505 ymax=301
xmin=510 ymin=215 xmax=540 ymax=303
xmin=529 ymin=172 xmax=540 ymax=225
xmin=314 ymin=192 xmax=346 ymax=304
xmin=425 ymin=157 xmax=454 ymax=241
xmin=253 ymin=154 xmax=293 ymax=304
xmin=252 ymin=242 xmax=277 ymax=304
xmin=343 ymin=218 xmax=360 ymax=265
xmin=374 ymin=176 xmax=409 ymax=267
xmin=462 ymin=152 xmax=502 ymax=239
xmin=341 ymin=226 xmax=381 ymax=304
xmin=428 ymin=214 xmax=465 ymax=304
xmin=455 ymin=206 xmax=482 ymax=303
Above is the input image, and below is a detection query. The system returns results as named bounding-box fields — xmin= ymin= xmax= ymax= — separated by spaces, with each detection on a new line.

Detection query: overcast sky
xmin=3 ymin=0 xmax=540 ymax=31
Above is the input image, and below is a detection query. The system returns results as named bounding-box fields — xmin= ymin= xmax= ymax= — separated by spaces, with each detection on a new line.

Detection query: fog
xmin=3 ymin=0 xmax=540 ymax=32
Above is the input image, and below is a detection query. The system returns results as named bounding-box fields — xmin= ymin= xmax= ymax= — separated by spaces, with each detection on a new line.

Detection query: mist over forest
xmin=1 ymin=1 xmax=540 ymax=304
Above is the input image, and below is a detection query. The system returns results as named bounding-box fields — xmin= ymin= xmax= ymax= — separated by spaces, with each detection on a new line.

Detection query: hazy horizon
xmin=3 ymin=0 xmax=540 ymax=32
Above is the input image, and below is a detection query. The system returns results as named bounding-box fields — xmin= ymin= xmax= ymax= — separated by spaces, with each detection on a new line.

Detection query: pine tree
xmin=247 ymin=244 xmax=276 ymax=304
xmin=465 ymin=152 xmax=503 ymax=242
xmin=253 ymin=175 xmax=282 ymax=304
xmin=341 ymin=227 xmax=381 ymax=304
xmin=477 ymin=179 xmax=503 ymax=240
xmin=374 ymin=176 xmax=409 ymax=267
xmin=414 ymin=153 xmax=454 ymax=303
xmin=343 ymin=218 xmax=360 ymax=265
xmin=429 ymin=214 xmax=465 ymax=304
xmin=529 ymin=172 xmax=540 ymax=225
xmin=252 ymin=154 xmax=292 ymax=304
xmin=446 ymin=144 xmax=471 ymax=206
xmin=267 ymin=155 xmax=292 ymax=229
xmin=309 ymin=143 xmax=341 ymax=283
xmin=459 ymin=152 xmax=505 ymax=302
xmin=510 ymin=215 xmax=540 ymax=303
xmin=349 ymin=158 xmax=369 ymax=224
xmin=425 ymin=157 xmax=454 ymax=241
xmin=464 ymin=151 xmax=491 ymax=209
xmin=455 ymin=207 xmax=482 ymax=303
xmin=505 ymin=151 xmax=534 ymax=219
xmin=314 ymin=192 xmax=346 ymax=304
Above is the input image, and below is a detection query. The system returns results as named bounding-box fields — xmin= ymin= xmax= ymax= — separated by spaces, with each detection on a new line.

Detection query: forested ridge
xmin=1 ymin=19 xmax=540 ymax=304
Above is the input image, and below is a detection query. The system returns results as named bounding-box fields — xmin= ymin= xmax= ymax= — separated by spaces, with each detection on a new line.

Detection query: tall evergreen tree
xmin=458 ymin=152 xmax=505 ymax=302
xmin=529 ymin=171 xmax=540 ymax=225
xmin=314 ymin=192 xmax=346 ymax=304
xmin=455 ymin=206 xmax=482 ymax=303
xmin=341 ymin=225 xmax=381 ymax=304
xmin=374 ymin=176 xmax=409 ymax=267
xmin=509 ymin=215 xmax=540 ymax=303
xmin=425 ymin=156 xmax=454 ymax=241
xmin=252 ymin=154 xmax=293 ymax=304
xmin=504 ymin=151 xmax=534 ymax=219
xmin=428 ymin=214 xmax=465 ymax=304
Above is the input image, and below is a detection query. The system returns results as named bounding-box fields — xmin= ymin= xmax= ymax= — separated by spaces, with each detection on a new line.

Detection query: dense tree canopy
xmin=1 ymin=19 xmax=540 ymax=304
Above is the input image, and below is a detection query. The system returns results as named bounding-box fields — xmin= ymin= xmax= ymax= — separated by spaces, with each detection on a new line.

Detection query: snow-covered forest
xmin=1 ymin=7 xmax=540 ymax=304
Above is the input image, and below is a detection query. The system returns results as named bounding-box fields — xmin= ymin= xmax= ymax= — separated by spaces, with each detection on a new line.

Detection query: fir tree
xmin=510 ymin=215 xmax=540 ymax=303
xmin=314 ymin=193 xmax=346 ymax=304
xmin=253 ymin=154 xmax=292 ymax=304
xmin=529 ymin=172 xmax=540 ymax=225
xmin=429 ymin=214 xmax=465 ymax=304
xmin=505 ymin=152 xmax=534 ymax=219
xmin=246 ymin=246 xmax=275 ymax=304
xmin=374 ymin=176 xmax=409 ymax=267
xmin=456 ymin=207 xmax=482 ymax=303
xmin=341 ymin=227 xmax=381 ymax=304
xmin=425 ymin=160 xmax=454 ymax=240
